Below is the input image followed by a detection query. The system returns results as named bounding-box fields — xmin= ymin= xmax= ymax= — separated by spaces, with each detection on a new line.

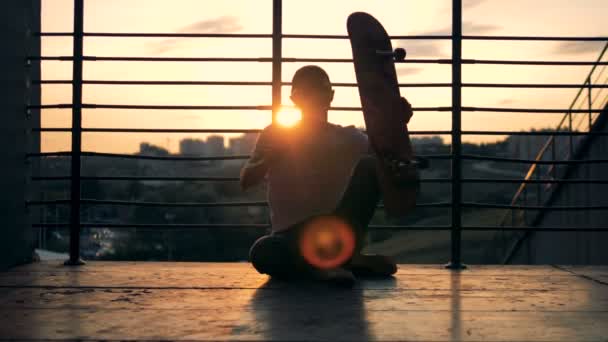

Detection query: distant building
xmin=179 ymin=138 xmax=207 ymax=156
xmin=228 ymin=133 xmax=258 ymax=155
xmin=411 ymin=136 xmax=443 ymax=147
xmin=206 ymin=135 xmax=226 ymax=156
xmin=138 ymin=142 xmax=169 ymax=156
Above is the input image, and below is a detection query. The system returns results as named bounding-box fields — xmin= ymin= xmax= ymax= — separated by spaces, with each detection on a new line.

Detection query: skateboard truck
xmin=376 ymin=48 xmax=406 ymax=61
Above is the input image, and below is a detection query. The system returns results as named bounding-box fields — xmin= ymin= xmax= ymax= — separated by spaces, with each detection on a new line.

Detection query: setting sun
xmin=275 ymin=107 xmax=302 ymax=127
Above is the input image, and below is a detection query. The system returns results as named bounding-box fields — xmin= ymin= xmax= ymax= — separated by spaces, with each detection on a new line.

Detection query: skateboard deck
xmin=347 ymin=12 xmax=420 ymax=217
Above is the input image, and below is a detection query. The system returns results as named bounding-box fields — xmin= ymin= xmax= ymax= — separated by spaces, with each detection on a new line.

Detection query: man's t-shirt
xmin=255 ymin=123 xmax=369 ymax=232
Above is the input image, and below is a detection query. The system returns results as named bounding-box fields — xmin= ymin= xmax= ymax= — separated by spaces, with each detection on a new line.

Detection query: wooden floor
xmin=1 ymin=262 xmax=607 ymax=341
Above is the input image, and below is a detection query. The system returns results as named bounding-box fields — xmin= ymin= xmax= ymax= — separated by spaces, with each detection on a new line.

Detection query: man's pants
xmin=249 ymin=155 xmax=381 ymax=277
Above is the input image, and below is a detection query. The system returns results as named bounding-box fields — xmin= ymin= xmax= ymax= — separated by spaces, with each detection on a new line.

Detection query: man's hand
xmin=400 ymin=96 xmax=414 ymax=124
xmin=383 ymin=156 xmax=419 ymax=188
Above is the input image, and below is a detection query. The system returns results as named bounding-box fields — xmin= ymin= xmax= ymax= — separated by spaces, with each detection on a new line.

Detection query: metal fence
xmin=26 ymin=0 xmax=608 ymax=267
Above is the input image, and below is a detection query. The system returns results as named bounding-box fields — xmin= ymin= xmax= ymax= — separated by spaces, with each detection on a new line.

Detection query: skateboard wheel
xmin=394 ymin=48 xmax=406 ymax=61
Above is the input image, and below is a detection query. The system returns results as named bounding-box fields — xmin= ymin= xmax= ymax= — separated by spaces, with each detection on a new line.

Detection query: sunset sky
xmin=40 ymin=0 xmax=608 ymax=153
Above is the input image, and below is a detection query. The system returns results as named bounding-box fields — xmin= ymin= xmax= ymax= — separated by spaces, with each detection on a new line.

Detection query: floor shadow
xmin=249 ymin=277 xmax=395 ymax=341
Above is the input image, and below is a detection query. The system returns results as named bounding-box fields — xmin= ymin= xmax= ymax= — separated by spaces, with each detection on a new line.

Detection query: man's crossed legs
xmin=249 ymin=155 xmax=397 ymax=283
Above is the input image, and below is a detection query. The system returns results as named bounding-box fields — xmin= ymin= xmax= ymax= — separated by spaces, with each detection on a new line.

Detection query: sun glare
xmin=276 ymin=107 xmax=302 ymax=127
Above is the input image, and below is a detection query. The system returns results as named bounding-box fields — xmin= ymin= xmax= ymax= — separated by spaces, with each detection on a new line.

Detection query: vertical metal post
xmin=446 ymin=0 xmax=465 ymax=269
xmin=271 ymin=0 xmax=282 ymax=122
xmin=65 ymin=0 xmax=85 ymax=266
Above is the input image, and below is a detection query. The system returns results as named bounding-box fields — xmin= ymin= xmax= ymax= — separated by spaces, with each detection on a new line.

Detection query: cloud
xmin=397 ymin=41 xmax=447 ymax=58
xmin=462 ymin=21 xmax=501 ymax=35
xmin=401 ymin=20 xmax=499 ymax=59
xmin=463 ymin=0 xmax=487 ymax=10
xmin=149 ymin=16 xmax=243 ymax=54
xmin=552 ymin=41 xmax=605 ymax=56
xmin=397 ymin=67 xmax=423 ymax=77
xmin=421 ymin=21 xmax=501 ymax=36
xmin=179 ymin=16 xmax=243 ymax=34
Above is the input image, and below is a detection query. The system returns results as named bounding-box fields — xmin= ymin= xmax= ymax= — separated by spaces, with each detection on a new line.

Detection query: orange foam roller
xmin=298 ymin=216 xmax=356 ymax=270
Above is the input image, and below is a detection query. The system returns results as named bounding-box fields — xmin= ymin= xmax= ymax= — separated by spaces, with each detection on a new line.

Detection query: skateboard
xmin=347 ymin=12 xmax=424 ymax=217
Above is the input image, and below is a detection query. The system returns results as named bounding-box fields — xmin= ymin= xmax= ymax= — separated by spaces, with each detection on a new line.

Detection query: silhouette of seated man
xmin=240 ymin=65 xmax=414 ymax=285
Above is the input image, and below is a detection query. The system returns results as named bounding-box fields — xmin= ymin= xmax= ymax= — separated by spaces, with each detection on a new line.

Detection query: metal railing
xmin=498 ymin=42 xmax=608 ymax=263
xmin=26 ymin=0 xmax=608 ymax=267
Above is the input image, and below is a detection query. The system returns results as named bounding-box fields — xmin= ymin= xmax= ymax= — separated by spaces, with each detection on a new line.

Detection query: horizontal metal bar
xmin=26 ymin=199 xmax=268 ymax=207
xmin=31 ymin=176 xmax=608 ymax=185
xmin=35 ymin=127 xmax=452 ymax=135
xmin=462 ymin=202 xmax=608 ymax=210
xmin=36 ymin=79 xmax=608 ymax=91
xmin=463 ymin=83 xmax=608 ymax=89
xmin=31 ymin=56 xmax=449 ymax=64
xmin=32 ymin=176 xmax=240 ymax=182
xmin=32 ymin=56 xmax=273 ymax=62
xmin=31 ymin=176 xmax=452 ymax=183
xmin=26 ymin=151 xmax=247 ymax=160
xmin=37 ymin=80 xmax=274 ymax=86
xmin=36 ymin=32 xmax=608 ymax=41
xmin=34 ymin=104 xmax=270 ymax=111
xmin=26 ymin=105 xmax=580 ymax=113
xmin=463 ymin=226 xmax=608 ymax=231
xmin=32 ymin=223 xmax=271 ymax=229
xmin=30 ymin=223 xmax=453 ymax=230
xmin=34 ymin=128 xmax=264 ymax=133
xmin=36 ymin=128 xmax=264 ymax=133
xmin=462 ymin=130 xmax=608 ymax=136
xmin=462 ymin=59 xmax=608 ymax=66
xmin=35 ymin=80 xmax=452 ymax=88
xmin=461 ymin=179 xmax=608 ymax=185
xmin=37 ymin=32 xmax=273 ymax=38
xmin=30 ymin=222 xmax=608 ymax=232
xmin=30 ymin=104 xmax=449 ymax=112
xmin=39 ymin=105 xmax=596 ymax=114
xmin=462 ymin=36 xmax=608 ymax=41
xmin=34 ymin=79 xmax=608 ymax=89
xmin=462 ymin=107 xmax=604 ymax=113
xmin=27 ymin=151 xmax=453 ymax=161
xmin=30 ymin=56 xmax=608 ymax=66
xmin=461 ymin=154 xmax=608 ymax=165
xmin=26 ymin=199 xmax=452 ymax=208
xmin=282 ymin=34 xmax=451 ymax=40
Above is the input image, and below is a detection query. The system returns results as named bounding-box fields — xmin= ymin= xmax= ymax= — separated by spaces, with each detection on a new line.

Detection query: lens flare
xmin=276 ymin=107 xmax=302 ymax=127
xmin=298 ymin=216 xmax=356 ymax=270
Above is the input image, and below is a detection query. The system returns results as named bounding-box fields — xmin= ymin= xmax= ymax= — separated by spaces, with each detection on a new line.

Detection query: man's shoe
xmin=311 ymin=267 xmax=356 ymax=287
xmin=347 ymin=254 xmax=398 ymax=278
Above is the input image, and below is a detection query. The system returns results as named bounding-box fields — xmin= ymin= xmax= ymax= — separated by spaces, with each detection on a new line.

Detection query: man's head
xmin=290 ymin=66 xmax=334 ymax=121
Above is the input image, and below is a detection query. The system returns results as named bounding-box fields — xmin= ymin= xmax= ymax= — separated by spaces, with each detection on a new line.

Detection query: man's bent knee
xmin=249 ymin=234 xmax=292 ymax=276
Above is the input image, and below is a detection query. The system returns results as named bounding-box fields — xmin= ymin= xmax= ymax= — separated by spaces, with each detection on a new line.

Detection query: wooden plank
xmin=1 ymin=263 xmax=607 ymax=341
xmin=1 ymin=286 xmax=607 ymax=312
xmin=1 ymin=270 xmax=601 ymax=291
xmin=2 ymin=308 xmax=607 ymax=341
xmin=7 ymin=261 xmax=585 ymax=276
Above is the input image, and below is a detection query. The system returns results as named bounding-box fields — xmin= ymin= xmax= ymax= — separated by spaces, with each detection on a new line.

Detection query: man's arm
xmin=239 ymin=149 xmax=272 ymax=190
xmin=239 ymin=125 xmax=284 ymax=191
